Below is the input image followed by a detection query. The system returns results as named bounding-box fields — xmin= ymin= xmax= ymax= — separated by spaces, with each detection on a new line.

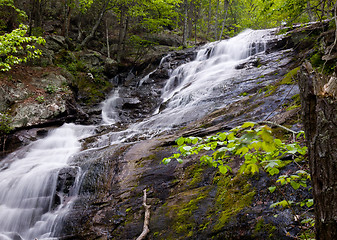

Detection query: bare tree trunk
xmin=219 ymin=0 xmax=229 ymax=41
xmin=136 ymin=189 xmax=151 ymax=240
xmin=182 ymin=0 xmax=188 ymax=48
xmin=307 ymin=1 xmax=314 ymax=21
xmin=207 ymin=0 xmax=211 ymax=39
xmin=28 ymin=0 xmax=36 ymax=36
xmin=79 ymin=1 xmax=109 ymax=50
xmin=214 ymin=0 xmax=219 ymax=40
xmin=106 ymin=19 xmax=110 ymax=58
xmin=298 ymin=61 xmax=337 ymax=240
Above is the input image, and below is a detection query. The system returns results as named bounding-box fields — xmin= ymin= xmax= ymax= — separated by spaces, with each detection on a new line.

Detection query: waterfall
xmin=132 ymin=29 xmax=276 ymax=131
xmin=0 ymin=124 xmax=94 ymax=240
xmin=0 ymin=28 xmax=288 ymax=239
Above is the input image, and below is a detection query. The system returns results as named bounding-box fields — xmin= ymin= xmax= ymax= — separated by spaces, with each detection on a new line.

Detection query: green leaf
xmin=268 ymin=167 xmax=279 ymax=176
xmin=268 ymin=186 xmax=276 ymax=193
xmin=270 ymin=200 xmax=293 ymax=208
xmin=176 ymin=137 xmax=185 ymax=146
xmin=290 ymin=181 xmax=300 ymax=190
xmin=182 ymin=146 xmax=192 ymax=152
xmin=241 ymin=122 xmax=256 ymax=128
xmin=218 ymin=165 xmax=228 ymax=175
xmin=249 ymin=163 xmax=259 ymax=174
xmin=306 ymin=199 xmax=314 ymax=208
xmin=162 ymin=158 xmax=171 ymax=164
xmin=236 ymin=146 xmax=249 ymax=156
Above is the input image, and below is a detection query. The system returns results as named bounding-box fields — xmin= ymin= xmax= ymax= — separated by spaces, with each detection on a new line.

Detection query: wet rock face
xmin=56 ymin=25 xmax=322 ymax=239
xmin=53 ymin=167 xmax=80 ymax=209
xmin=102 ymin=48 xmax=198 ymax=124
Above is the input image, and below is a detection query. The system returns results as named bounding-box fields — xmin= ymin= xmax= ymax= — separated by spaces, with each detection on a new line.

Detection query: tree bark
xmin=182 ymin=0 xmax=188 ymax=48
xmin=79 ymin=0 xmax=111 ymax=50
xmin=219 ymin=0 xmax=229 ymax=41
xmin=207 ymin=0 xmax=211 ymax=38
xmin=298 ymin=61 xmax=337 ymax=240
xmin=214 ymin=0 xmax=219 ymax=40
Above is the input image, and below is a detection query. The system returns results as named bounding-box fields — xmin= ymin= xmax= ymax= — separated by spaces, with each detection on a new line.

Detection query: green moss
xmin=188 ymin=166 xmax=204 ymax=188
xmin=212 ymin=174 xmax=255 ymax=232
xmin=170 ymin=188 xmax=209 ymax=235
xmin=239 ymin=92 xmax=248 ymax=96
xmin=279 ymin=67 xmax=300 ymax=85
xmin=264 ymin=67 xmax=300 ymax=98
xmin=253 ymin=218 xmax=277 ymax=239
xmin=283 ymin=93 xmax=301 ymax=111
xmin=310 ymin=52 xmax=324 ymax=68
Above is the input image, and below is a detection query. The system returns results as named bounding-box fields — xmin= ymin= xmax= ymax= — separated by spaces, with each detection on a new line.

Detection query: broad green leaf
xmin=306 ymin=199 xmax=314 ymax=208
xmin=236 ymin=146 xmax=249 ymax=156
xmin=268 ymin=186 xmax=276 ymax=193
xmin=268 ymin=167 xmax=279 ymax=176
xmin=176 ymin=137 xmax=185 ymax=146
xmin=241 ymin=122 xmax=256 ymax=128
xmin=290 ymin=181 xmax=300 ymax=190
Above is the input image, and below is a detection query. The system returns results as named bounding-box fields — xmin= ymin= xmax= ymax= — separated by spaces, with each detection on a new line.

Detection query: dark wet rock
xmin=45 ymin=35 xmax=68 ymax=52
xmin=145 ymin=33 xmax=181 ymax=47
xmin=104 ymin=58 xmax=118 ymax=78
xmin=53 ymin=167 xmax=80 ymax=209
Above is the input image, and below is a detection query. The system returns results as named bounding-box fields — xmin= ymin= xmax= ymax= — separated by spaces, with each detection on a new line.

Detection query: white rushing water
xmin=0 ymin=124 xmax=94 ymax=240
xmin=0 ymin=28 xmax=282 ymax=239
xmin=132 ymin=29 xmax=275 ymax=131
xmin=101 ymin=88 xmax=121 ymax=125
xmin=96 ymin=28 xmax=280 ymax=147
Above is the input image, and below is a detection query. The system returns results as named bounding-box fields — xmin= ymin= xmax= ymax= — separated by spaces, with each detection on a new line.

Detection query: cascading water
xmin=129 ymin=29 xmax=279 ymax=132
xmin=101 ymin=88 xmax=121 ymax=125
xmin=0 ymin=28 xmax=290 ymax=239
xmin=0 ymin=124 xmax=93 ymax=240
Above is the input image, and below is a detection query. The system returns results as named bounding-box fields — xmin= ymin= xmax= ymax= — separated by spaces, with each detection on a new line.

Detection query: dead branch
xmin=136 ymin=189 xmax=151 ymax=240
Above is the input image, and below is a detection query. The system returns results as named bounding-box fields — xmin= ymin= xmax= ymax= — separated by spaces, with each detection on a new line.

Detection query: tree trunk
xmin=306 ymin=1 xmax=314 ymax=21
xmin=214 ymin=0 xmax=219 ymax=40
xmin=79 ymin=1 xmax=109 ymax=50
xmin=182 ymin=0 xmax=188 ymax=48
xmin=207 ymin=0 xmax=211 ymax=39
xmin=219 ymin=0 xmax=229 ymax=41
xmin=298 ymin=61 xmax=337 ymax=240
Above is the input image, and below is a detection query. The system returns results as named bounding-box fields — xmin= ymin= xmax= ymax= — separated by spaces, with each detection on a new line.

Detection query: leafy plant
xmin=35 ymin=95 xmax=45 ymax=103
xmin=0 ymin=24 xmax=45 ymax=71
xmin=0 ymin=112 xmax=13 ymax=136
xmin=162 ymin=121 xmax=313 ymax=238
xmin=45 ymin=84 xmax=58 ymax=94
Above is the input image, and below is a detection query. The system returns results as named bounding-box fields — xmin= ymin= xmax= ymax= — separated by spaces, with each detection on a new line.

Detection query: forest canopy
xmin=0 ymin=0 xmax=335 ymax=67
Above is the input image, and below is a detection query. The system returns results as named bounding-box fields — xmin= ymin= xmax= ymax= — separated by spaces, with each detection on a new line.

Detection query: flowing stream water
xmin=0 ymin=29 xmax=287 ymax=239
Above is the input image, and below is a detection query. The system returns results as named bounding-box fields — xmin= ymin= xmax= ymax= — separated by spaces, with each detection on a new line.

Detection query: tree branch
xmin=136 ymin=189 xmax=151 ymax=240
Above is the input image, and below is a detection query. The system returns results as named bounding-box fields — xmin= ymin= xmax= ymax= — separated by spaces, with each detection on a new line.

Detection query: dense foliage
xmin=0 ymin=0 xmax=335 ymax=65
xmin=0 ymin=0 xmax=45 ymax=71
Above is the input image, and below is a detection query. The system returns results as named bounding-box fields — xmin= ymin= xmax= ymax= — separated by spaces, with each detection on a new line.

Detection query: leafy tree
xmin=0 ymin=24 xmax=45 ymax=71
xmin=0 ymin=0 xmax=45 ymax=71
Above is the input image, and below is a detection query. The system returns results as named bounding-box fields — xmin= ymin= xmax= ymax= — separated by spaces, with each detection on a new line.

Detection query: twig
xmin=136 ymin=189 xmax=151 ymax=240
xmin=258 ymin=121 xmax=299 ymax=135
